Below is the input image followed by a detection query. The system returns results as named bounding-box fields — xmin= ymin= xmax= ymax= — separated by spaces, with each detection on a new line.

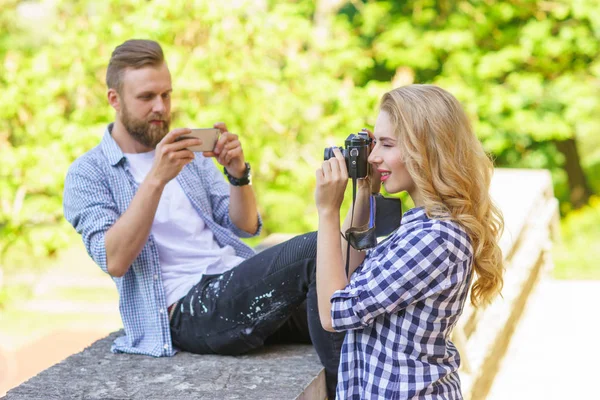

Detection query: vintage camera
xmin=324 ymin=131 xmax=372 ymax=180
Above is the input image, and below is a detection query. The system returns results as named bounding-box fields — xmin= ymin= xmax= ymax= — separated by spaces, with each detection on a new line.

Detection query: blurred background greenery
xmin=0 ymin=0 xmax=599 ymax=310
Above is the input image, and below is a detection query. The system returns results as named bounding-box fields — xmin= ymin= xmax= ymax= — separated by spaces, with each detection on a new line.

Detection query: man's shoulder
xmin=67 ymin=144 xmax=109 ymax=177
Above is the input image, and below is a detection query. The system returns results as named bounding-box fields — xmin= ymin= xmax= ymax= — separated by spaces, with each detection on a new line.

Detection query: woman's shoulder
xmin=396 ymin=211 xmax=473 ymax=262
xmin=423 ymin=218 xmax=473 ymax=263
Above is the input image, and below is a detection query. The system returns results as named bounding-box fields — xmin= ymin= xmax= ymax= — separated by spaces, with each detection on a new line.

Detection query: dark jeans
xmin=170 ymin=232 xmax=344 ymax=398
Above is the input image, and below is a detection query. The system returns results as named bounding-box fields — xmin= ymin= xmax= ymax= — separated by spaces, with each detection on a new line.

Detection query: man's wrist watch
xmin=224 ymin=162 xmax=251 ymax=186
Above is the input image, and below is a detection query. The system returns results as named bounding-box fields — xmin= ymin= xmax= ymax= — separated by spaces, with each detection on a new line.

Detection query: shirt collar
xmin=401 ymin=207 xmax=428 ymax=224
xmin=100 ymin=123 xmax=127 ymax=166
xmin=402 ymin=206 xmax=453 ymax=225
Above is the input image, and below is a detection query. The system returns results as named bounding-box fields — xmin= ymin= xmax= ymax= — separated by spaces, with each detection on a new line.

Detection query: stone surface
xmin=5 ymin=331 xmax=325 ymax=400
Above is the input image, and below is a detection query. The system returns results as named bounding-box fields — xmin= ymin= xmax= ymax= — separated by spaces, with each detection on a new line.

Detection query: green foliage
xmin=341 ymin=0 xmax=600 ymax=209
xmin=553 ymin=196 xmax=600 ymax=279
xmin=0 ymin=0 xmax=598 ymax=270
xmin=0 ymin=0 xmax=388 ymax=263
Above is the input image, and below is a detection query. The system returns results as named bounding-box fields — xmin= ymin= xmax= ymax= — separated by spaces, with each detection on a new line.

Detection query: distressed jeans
xmin=169 ymin=232 xmax=345 ymax=398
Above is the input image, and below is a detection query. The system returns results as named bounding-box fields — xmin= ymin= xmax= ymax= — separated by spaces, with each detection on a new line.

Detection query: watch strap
xmin=224 ymin=162 xmax=251 ymax=186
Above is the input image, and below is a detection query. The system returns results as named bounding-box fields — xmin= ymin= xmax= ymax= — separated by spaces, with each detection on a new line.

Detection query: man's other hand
xmin=204 ymin=122 xmax=246 ymax=178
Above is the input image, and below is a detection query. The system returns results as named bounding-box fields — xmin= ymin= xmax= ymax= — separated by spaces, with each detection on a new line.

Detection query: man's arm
xmin=64 ymin=162 xmax=120 ymax=276
xmin=104 ymin=177 xmax=164 ymax=277
xmin=204 ymin=122 xmax=259 ymax=235
xmin=105 ymin=128 xmax=200 ymax=277
xmin=228 ymin=180 xmax=259 ymax=234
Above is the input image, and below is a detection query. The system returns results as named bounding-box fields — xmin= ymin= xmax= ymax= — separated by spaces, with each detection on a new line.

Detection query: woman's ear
xmin=107 ymin=88 xmax=121 ymax=112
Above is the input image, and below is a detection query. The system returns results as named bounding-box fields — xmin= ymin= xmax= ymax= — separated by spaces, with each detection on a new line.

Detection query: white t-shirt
xmin=125 ymin=151 xmax=244 ymax=306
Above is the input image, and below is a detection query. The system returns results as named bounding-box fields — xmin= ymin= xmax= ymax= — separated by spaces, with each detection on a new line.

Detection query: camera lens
xmin=323 ymin=146 xmax=343 ymax=161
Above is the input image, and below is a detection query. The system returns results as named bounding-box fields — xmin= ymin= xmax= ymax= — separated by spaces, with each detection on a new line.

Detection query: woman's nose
xmin=368 ymin=150 xmax=380 ymax=165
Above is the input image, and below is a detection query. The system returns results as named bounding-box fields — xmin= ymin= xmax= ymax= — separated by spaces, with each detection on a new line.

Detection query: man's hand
xmin=203 ymin=122 xmax=246 ymax=178
xmin=149 ymin=128 xmax=199 ymax=186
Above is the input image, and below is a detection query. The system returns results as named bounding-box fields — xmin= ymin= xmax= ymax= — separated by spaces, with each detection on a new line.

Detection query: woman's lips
xmin=379 ymin=170 xmax=390 ymax=182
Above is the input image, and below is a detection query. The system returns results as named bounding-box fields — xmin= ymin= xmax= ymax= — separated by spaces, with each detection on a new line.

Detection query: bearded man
xmin=63 ymin=39 xmax=343 ymax=398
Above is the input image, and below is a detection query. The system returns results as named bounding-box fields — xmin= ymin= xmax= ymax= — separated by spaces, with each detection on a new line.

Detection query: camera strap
xmin=342 ymin=178 xmax=402 ymax=277
xmin=344 ymin=178 xmax=358 ymax=277
xmin=343 ymin=178 xmax=372 ymax=276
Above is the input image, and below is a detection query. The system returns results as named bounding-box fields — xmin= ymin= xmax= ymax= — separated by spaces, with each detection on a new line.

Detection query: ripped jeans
xmin=169 ymin=232 xmax=345 ymax=398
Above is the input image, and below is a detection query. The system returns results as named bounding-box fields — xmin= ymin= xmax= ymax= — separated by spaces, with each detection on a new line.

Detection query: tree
xmin=0 ymin=0 xmax=380 ymax=264
xmin=337 ymin=0 xmax=600 ymax=211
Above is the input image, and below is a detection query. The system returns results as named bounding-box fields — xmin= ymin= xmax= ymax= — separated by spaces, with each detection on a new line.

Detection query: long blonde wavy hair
xmin=380 ymin=84 xmax=504 ymax=307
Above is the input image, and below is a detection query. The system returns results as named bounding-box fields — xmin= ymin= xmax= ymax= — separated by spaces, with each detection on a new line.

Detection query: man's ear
xmin=107 ymin=88 xmax=121 ymax=112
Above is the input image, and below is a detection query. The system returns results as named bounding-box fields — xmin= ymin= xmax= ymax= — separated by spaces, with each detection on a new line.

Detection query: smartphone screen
xmin=177 ymin=128 xmax=220 ymax=152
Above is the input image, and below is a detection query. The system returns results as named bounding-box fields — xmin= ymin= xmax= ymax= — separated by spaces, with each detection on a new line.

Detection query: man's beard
xmin=121 ymin=102 xmax=170 ymax=148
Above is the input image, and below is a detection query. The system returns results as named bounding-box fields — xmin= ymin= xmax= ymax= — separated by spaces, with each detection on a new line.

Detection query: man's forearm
xmin=105 ymin=177 xmax=165 ymax=277
xmin=229 ymin=184 xmax=259 ymax=234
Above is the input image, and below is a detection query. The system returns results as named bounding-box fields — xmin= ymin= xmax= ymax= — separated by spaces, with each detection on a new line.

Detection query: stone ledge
xmin=5 ymin=331 xmax=326 ymax=400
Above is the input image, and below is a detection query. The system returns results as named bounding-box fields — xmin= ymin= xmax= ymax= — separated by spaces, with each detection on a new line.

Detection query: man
xmin=63 ymin=39 xmax=343 ymax=397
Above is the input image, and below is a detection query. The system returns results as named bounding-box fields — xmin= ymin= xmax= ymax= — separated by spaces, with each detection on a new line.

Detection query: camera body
xmin=324 ymin=131 xmax=372 ymax=180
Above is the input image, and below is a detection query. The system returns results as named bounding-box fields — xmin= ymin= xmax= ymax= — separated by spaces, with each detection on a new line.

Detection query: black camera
xmin=324 ymin=131 xmax=372 ymax=180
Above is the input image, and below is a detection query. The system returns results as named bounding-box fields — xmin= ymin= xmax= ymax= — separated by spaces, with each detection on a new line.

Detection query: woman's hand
xmin=358 ymin=128 xmax=382 ymax=194
xmin=315 ymin=147 xmax=348 ymax=216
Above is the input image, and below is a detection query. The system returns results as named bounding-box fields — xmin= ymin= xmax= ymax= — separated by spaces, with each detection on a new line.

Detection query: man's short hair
xmin=106 ymin=39 xmax=165 ymax=93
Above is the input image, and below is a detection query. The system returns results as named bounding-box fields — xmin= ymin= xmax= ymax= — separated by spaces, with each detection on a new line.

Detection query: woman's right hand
xmin=358 ymin=128 xmax=382 ymax=194
xmin=315 ymin=147 xmax=349 ymax=216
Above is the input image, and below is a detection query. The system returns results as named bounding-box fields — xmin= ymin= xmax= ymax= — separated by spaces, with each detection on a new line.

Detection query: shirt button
xmin=154 ymin=274 xmax=158 ymax=280
xmin=163 ymin=344 xmax=169 ymax=350
xmin=159 ymin=308 xmax=165 ymax=314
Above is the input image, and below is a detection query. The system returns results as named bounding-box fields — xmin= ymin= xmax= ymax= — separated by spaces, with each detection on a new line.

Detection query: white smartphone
xmin=177 ymin=128 xmax=220 ymax=152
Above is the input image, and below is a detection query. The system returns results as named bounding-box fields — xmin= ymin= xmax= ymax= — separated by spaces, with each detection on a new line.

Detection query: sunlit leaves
xmin=1 ymin=0 xmax=599 ymax=263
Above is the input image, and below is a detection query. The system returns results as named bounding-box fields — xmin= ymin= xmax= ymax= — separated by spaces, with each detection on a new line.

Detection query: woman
xmin=315 ymin=84 xmax=504 ymax=399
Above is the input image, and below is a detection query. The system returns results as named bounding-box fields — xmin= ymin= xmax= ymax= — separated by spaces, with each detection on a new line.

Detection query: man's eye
xmin=162 ymin=93 xmax=170 ymax=99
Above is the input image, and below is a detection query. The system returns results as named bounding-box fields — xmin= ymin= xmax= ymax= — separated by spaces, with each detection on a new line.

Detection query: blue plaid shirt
xmin=63 ymin=124 xmax=261 ymax=357
xmin=331 ymin=207 xmax=473 ymax=399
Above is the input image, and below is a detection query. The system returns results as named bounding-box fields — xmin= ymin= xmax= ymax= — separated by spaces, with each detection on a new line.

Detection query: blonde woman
xmin=315 ymin=84 xmax=504 ymax=399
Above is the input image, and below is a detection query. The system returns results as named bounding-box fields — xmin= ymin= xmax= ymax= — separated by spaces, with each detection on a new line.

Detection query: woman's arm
xmin=341 ymin=128 xmax=381 ymax=277
xmin=340 ymin=183 xmax=371 ymax=277
xmin=315 ymin=148 xmax=351 ymax=331
xmin=316 ymin=209 xmax=348 ymax=332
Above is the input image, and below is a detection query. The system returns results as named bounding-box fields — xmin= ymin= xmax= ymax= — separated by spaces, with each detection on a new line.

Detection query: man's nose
xmin=152 ymin=97 xmax=166 ymax=114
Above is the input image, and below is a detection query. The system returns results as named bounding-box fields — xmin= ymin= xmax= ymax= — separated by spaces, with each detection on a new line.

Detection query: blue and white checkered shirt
xmin=331 ymin=207 xmax=473 ymax=399
xmin=63 ymin=124 xmax=261 ymax=357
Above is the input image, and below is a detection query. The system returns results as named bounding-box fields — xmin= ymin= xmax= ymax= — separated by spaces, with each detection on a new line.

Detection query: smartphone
xmin=177 ymin=128 xmax=220 ymax=152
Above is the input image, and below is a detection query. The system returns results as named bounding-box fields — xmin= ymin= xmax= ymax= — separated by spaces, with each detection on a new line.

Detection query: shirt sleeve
xmin=63 ymin=159 xmax=119 ymax=274
xmin=201 ymin=158 xmax=262 ymax=238
xmin=330 ymin=229 xmax=452 ymax=331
